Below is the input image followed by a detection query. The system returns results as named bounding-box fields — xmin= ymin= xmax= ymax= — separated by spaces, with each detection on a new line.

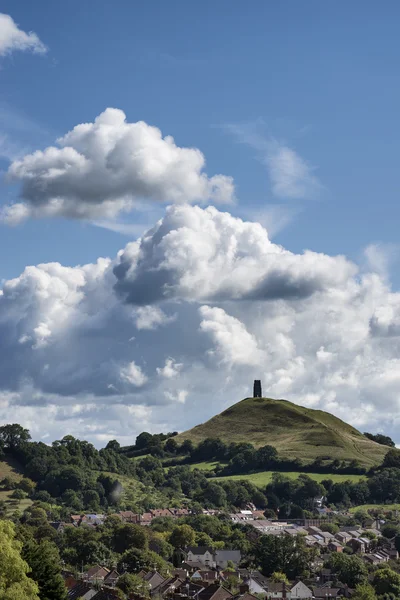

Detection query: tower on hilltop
xmin=253 ymin=380 xmax=262 ymax=398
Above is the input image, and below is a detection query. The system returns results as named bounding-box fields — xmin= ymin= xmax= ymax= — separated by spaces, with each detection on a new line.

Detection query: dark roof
xmin=198 ymin=584 xmax=233 ymax=600
xmin=67 ymin=582 xmax=94 ymax=599
xmin=187 ymin=546 xmax=213 ymax=555
xmin=313 ymin=588 xmax=340 ymax=598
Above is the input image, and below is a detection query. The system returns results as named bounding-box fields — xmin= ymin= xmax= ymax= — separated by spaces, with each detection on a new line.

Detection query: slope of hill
xmin=176 ymin=397 xmax=387 ymax=467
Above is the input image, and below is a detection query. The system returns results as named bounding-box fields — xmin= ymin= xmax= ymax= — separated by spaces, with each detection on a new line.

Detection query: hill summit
xmin=177 ymin=397 xmax=387 ymax=467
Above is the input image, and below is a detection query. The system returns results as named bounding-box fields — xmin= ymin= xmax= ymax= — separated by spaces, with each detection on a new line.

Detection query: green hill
xmin=176 ymin=397 xmax=388 ymax=468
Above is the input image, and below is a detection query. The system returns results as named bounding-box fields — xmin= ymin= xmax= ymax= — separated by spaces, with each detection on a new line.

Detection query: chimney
xmin=253 ymin=380 xmax=262 ymax=398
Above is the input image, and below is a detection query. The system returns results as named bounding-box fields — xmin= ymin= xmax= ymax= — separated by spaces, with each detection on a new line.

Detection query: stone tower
xmin=253 ymin=380 xmax=262 ymax=398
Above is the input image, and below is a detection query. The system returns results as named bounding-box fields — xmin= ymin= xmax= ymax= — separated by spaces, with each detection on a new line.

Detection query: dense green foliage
xmin=255 ymin=534 xmax=316 ymax=578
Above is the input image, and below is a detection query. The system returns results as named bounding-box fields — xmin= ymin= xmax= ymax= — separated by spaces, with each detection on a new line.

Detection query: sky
xmin=1 ymin=2 xmax=400 ymax=447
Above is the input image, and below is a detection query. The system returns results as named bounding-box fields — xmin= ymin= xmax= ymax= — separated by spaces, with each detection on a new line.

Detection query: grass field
xmin=0 ymin=458 xmax=32 ymax=514
xmin=98 ymin=471 xmax=170 ymax=508
xmin=213 ymin=470 xmax=366 ymax=487
xmin=349 ymin=504 xmax=400 ymax=513
xmin=175 ymin=397 xmax=387 ymax=468
xmin=189 ymin=461 xmax=222 ymax=471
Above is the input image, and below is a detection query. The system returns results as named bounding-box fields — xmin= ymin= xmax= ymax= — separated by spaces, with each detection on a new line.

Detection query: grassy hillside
xmin=176 ymin=397 xmax=387 ymax=468
xmin=213 ymin=470 xmax=366 ymax=487
xmin=0 ymin=457 xmax=32 ymax=514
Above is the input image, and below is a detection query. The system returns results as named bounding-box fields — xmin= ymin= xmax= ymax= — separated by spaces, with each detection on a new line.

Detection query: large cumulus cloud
xmin=1 ymin=108 xmax=234 ymax=223
xmin=114 ymin=205 xmax=355 ymax=304
xmin=2 ymin=205 xmax=400 ymax=445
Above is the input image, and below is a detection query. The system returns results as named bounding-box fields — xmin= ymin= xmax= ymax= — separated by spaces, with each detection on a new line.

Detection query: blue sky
xmin=2 ymin=1 xmax=400 ymax=279
xmin=2 ymin=2 xmax=400 ymax=445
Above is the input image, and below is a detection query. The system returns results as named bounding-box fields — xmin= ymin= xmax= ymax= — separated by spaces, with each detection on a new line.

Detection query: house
xmin=318 ymin=569 xmax=332 ymax=585
xmin=265 ymin=581 xmax=289 ymax=599
xmin=192 ymin=570 xmax=219 ymax=582
xmin=335 ymin=532 xmax=352 ymax=545
xmin=173 ymin=568 xmax=190 ymax=579
xmin=119 ymin=511 xmax=140 ymax=523
xmin=85 ymin=514 xmax=105 ymax=526
xmin=186 ymin=547 xmax=215 ymax=567
xmin=140 ymin=512 xmax=153 ymax=525
xmin=328 ymin=542 xmax=343 ymax=553
xmin=171 ymin=508 xmax=190 ymax=517
xmin=346 ymin=537 xmax=367 ymax=554
xmin=140 ymin=570 xmax=166 ymax=591
xmin=215 ymin=550 xmax=241 ymax=569
xmin=242 ymin=573 xmax=269 ymax=595
xmin=70 ymin=515 xmax=82 ymax=526
xmin=363 ymin=552 xmax=389 ymax=565
xmin=104 ymin=570 xmax=120 ymax=587
xmin=312 ymin=588 xmax=340 ymax=599
xmin=49 ymin=521 xmax=65 ymax=533
xmin=67 ymin=582 xmax=97 ymax=599
xmin=174 ymin=580 xmax=204 ymax=598
xmin=197 ymin=584 xmax=233 ymax=600
xmin=151 ymin=508 xmax=174 ymax=518
xmin=84 ymin=566 xmax=111 ymax=583
xmin=290 ymin=581 xmax=313 ymax=599
xmin=152 ymin=575 xmax=183 ymax=597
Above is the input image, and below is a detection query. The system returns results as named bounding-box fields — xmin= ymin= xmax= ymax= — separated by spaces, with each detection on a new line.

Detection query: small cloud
xmin=119 ymin=361 xmax=147 ymax=387
xmin=0 ymin=13 xmax=47 ymax=57
xmin=157 ymin=358 xmax=183 ymax=379
xmin=364 ymin=243 xmax=399 ymax=279
xmin=265 ymin=140 xmax=321 ymax=199
xmin=223 ymin=121 xmax=322 ymax=200
xmin=164 ymin=389 xmax=188 ymax=404
xmin=134 ymin=306 xmax=176 ymax=331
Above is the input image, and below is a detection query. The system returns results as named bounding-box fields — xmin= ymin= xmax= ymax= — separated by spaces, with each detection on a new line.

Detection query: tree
xmin=0 ymin=424 xmax=31 ymax=451
xmin=202 ymin=483 xmax=227 ymax=507
xmin=271 ymin=572 xmax=289 ymax=583
xmin=169 ymin=524 xmax=196 ymax=549
xmin=0 ymin=520 xmax=39 ymax=600
xmin=381 ymin=524 xmax=400 ymax=539
xmin=23 ymin=539 xmax=67 ymax=600
xmin=11 ymin=488 xmax=26 ymax=499
xmin=136 ymin=432 xmax=153 ymax=450
xmin=112 ymin=523 xmax=148 ymax=554
xmin=117 ymin=548 xmax=169 ymax=576
xmin=319 ymin=522 xmax=339 ymax=534
xmin=327 ymin=553 xmax=368 ymax=588
xmin=18 ymin=478 xmax=36 ymax=495
xmin=117 ymin=573 xmax=149 ymax=596
xmin=256 ymin=534 xmax=316 ymax=579
xmin=105 ymin=440 xmax=121 ymax=452
xmin=165 ymin=438 xmax=178 ymax=454
xmin=382 ymin=449 xmax=400 ymax=469
xmin=372 ymin=567 xmax=400 ymax=596
xmin=351 ymin=583 xmax=377 ymax=600
xmin=364 ymin=432 xmax=395 ymax=447
xmin=180 ymin=439 xmax=194 ymax=455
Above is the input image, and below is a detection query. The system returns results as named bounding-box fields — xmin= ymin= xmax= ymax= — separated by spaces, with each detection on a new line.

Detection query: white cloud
xmin=164 ymin=389 xmax=188 ymax=404
xmin=2 ymin=205 xmax=400 ymax=445
xmin=266 ymin=141 xmax=321 ymax=199
xmin=134 ymin=306 xmax=175 ymax=330
xmin=119 ymin=361 xmax=147 ymax=387
xmin=224 ymin=121 xmax=321 ymax=200
xmin=114 ymin=204 xmax=355 ymax=304
xmin=0 ymin=13 xmax=47 ymax=57
xmin=2 ymin=108 xmax=234 ymax=223
xmin=199 ymin=305 xmax=265 ymax=367
xmin=157 ymin=358 xmax=183 ymax=378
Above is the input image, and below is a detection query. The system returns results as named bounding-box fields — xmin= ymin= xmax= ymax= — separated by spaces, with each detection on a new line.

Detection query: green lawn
xmin=189 ymin=461 xmax=224 ymax=471
xmin=349 ymin=503 xmax=400 ymax=513
xmin=213 ymin=470 xmax=366 ymax=487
